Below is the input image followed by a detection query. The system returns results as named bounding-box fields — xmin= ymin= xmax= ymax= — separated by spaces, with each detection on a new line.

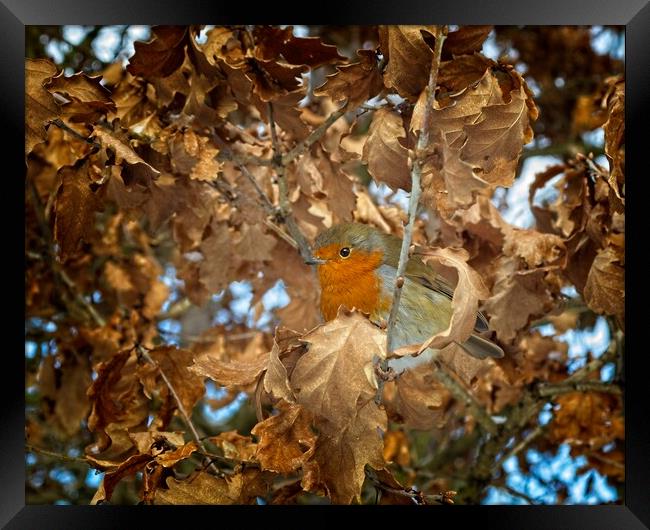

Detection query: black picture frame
xmin=9 ymin=1 xmax=647 ymax=527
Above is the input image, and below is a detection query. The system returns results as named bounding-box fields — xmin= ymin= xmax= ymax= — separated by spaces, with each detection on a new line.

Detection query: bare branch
xmin=495 ymin=424 xmax=545 ymax=473
xmin=520 ymin=141 xmax=604 ymax=161
xmin=385 ymin=29 xmax=446 ymax=352
xmin=537 ymin=380 xmax=622 ymax=397
xmin=376 ymin=26 xmax=448 ymax=404
xmin=215 ymin=148 xmax=273 ymax=167
xmin=281 ymin=105 xmax=348 ymax=166
xmin=49 ymin=118 xmax=101 ymax=148
xmin=26 ymin=444 xmax=90 ymax=466
xmin=137 ymin=345 xmax=220 ymax=476
xmin=267 ymin=102 xmax=316 ymax=263
xmin=57 ymin=267 xmax=107 ymax=327
xmin=212 ymin=131 xmax=277 ymax=215
xmin=365 ymin=468 xmax=456 ymax=505
xmin=432 ymin=356 xmax=498 ymax=435
xmin=496 ymin=482 xmax=539 ymax=505
xmin=264 ymin=218 xmax=298 ymax=249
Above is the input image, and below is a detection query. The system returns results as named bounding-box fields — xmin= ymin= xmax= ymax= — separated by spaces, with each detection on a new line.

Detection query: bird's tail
xmin=458 ymin=334 xmax=504 ymax=359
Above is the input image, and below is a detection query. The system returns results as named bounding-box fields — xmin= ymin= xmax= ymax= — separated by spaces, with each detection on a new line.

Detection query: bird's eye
xmin=339 ymin=247 xmax=351 ymax=258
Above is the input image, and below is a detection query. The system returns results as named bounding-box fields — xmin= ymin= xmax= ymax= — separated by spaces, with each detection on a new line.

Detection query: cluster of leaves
xmin=25 ymin=25 xmax=624 ymax=505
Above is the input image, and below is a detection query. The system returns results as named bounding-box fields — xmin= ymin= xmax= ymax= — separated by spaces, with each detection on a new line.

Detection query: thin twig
xmin=197 ymin=450 xmax=260 ymax=470
xmin=460 ymin=330 xmax=623 ymax=503
xmin=365 ymin=468 xmax=455 ymax=505
xmin=267 ymin=102 xmax=316 ymax=263
xmin=281 ymin=105 xmax=348 ymax=166
xmin=587 ymin=450 xmax=624 ymax=469
xmin=376 ymin=26 xmax=447 ymax=404
xmin=208 ymin=168 xmax=297 ymax=252
xmin=520 ymin=141 xmax=604 ymax=161
xmin=212 ymin=132 xmax=277 ymax=215
xmin=156 ymin=297 xmax=192 ymax=321
xmin=497 ymin=483 xmax=539 ymax=505
xmin=215 ymin=148 xmax=273 ymax=167
xmin=264 ymin=218 xmax=298 ymax=249
xmin=137 ymin=345 xmax=220 ymax=475
xmin=50 ymin=118 xmax=101 ymax=148
xmin=26 ymin=444 xmax=90 ymax=466
xmin=432 ymin=356 xmax=498 ymax=435
xmin=563 ymin=344 xmax=618 ymax=385
xmin=537 ymin=380 xmax=622 ymax=397
xmin=58 ymin=268 xmax=107 ymax=327
xmin=495 ymin=424 xmax=545 ymax=472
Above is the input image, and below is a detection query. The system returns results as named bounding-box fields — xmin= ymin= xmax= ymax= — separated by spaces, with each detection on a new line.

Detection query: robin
xmin=306 ymin=222 xmax=503 ymax=372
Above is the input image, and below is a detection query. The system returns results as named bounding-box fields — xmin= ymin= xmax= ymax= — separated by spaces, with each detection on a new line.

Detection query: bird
xmin=305 ymin=222 xmax=503 ymax=372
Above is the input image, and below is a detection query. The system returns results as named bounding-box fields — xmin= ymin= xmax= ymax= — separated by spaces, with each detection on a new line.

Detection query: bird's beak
xmin=304 ymin=255 xmax=326 ymax=265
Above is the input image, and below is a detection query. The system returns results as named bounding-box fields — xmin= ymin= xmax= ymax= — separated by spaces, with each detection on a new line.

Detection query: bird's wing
xmin=404 ymin=257 xmax=490 ymax=333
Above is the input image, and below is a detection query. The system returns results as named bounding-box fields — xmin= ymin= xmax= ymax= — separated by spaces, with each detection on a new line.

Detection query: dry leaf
xmin=583 ymin=246 xmax=624 ymax=324
xmin=127 ymin=26 xmax=189 ymax=78
xmin=139 ymin=346 xmax=205 ymax=416
xmin=602 ymin=76 xmax=624 ymax=202
xmin=86 ymin=349 xmax=150 ymax=456
xmin=378 ymin=25 xmax=439 ymax=101
xmin=314 ymin=48 xmax=383 ymax=109
xmin=252 ymin=400 xmax=316 ymax=473
xmin=93 ymin=128 xmax=160 ymax=178
xmin=191 ymin=339 xmax=269 ymax=388
xmin=209 ymin=431 xmax=257 ymax=462
xmin=25 ymin=58 xmax=59 ymax=155
xmin=362 ymin=108 xmax=411 ymax=191
xmin=54 ymin=160 xmax=101 ymax=262
xmin=154 ymin=469 xmax=271 ymax=504
xmin=235 ymin=223 xmax=277 ymax=262
xmin=290 ymin=309 xmax=387 ymax=503
xmin=484 ymin=257 xmax=557 ymax=343
xmin=253 ymin=26 xmax=345 ymax=68
xmin=460 ymin=87 xmax=534 ymax=174
xmin=47 ymin=71 xmax=116 ymax=122
xmin=442 ymin=26 xmax=493 ymax=59
xmin=394 ymin=247 xmax=489 ymax=356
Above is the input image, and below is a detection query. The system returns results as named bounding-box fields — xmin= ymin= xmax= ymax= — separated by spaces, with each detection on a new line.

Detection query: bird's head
xmin=306 ymin=222 xmax=399 ymax=273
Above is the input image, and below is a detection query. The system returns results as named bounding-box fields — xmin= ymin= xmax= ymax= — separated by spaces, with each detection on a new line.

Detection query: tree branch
xmin=49 ymin=118 xmax=101 ymax=148
xmin=520 ymin=141 xmax=604 ymax=161
xmin=267 ymin=102 xmax=316 ymax=263
xmin=281 ymin=105 xmax=348 ymax=166
xmin=537 ymin=380 xmax=621 ymax=397
xmin=494 ymin=424 xmax=545 ymax=473
xmin=215 ymin=148 xmax=273 ymax=168
xmin=432 ymin=356 xmax=498 ymax=435
xmin=212 ymin=131 xmax=277 ymax=216
xmin=26 ymin=444 xmax=90 ymax=466
xmin=136 ymin=345 xmax=220 ymax=476
xmin=376 ymin=26 xmax=447 ymax=404
xmin=459 ymin=329 xmax=623 ymax=503
xmin=496 ymin=482 xmax=539 ymax=505
xmin=365 ymin=468 xmax=456 ymax=505
xmin=208 ymin=168 xmax=298 ymax=253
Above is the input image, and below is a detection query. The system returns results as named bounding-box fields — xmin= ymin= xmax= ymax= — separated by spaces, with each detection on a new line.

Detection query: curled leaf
xmin=394 ymin=247 xmax=489 ymax=356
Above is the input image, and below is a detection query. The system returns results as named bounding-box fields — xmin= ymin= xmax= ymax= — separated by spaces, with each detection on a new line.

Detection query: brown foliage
xmin=25 ymin=24 xmax=624 ymax=506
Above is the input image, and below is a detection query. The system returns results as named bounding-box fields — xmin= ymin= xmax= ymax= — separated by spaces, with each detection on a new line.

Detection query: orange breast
xmin=317 ymin=249 xmax=388 ymax=321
